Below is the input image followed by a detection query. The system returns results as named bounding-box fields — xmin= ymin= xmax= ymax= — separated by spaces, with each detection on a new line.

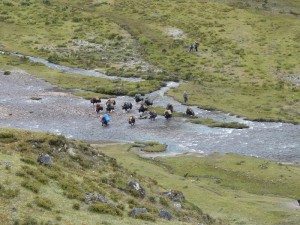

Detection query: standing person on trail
xmin=189 ymin=44 xmax=194 ymax=52
xmin=183 ymin=91 xmax=188 ymax=103
xmin=194 ymin=41 xmax=199 ymax=52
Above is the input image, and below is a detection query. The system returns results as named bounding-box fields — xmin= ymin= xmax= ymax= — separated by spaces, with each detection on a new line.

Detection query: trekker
xmin=189 ymin=44 xmax=194 ymax=52
xmin=194 ymin=41 xmax=199 ymax=52
xmin=183 ymin=91 xmax=188 ymax=103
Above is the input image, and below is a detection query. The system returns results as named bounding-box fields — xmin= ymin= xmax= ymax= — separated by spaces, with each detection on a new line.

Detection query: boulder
xmin=159 ymin=209 xmax=172 ymax=220
xmin=163 ymin=190 xmax=185 ymax=202
xmin=85 ymin=193 xmax=115 ymax=206
xmin=128 ymin=180 xmax=146 ymax=198
xmin=129 ymin=208 xmax=147 ymax=217
xmin=37 ymin=154 xmax=52 ymax=166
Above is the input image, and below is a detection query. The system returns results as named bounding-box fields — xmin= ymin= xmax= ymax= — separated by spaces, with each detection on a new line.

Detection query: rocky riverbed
xmin=1 ymin=70 xmax=300 ymax=163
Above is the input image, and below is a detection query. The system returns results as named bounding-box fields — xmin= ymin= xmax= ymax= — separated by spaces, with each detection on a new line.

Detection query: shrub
xmin=21 ymin=217 xmax=38 ymax=225
xmin=159 ymin=197 xmax=169 ymax=206
xmin=4 ymin=71 xmax=11 ymax=75
xmin=0 ymin=131 xmax=17 ymax=143
xmin=20 ymin=158 xmax=36 ymax=165
xmin=89 ymin=203 xmax=123 ymax=217
xmin=35 ymin=197 xmax=54 ymax=210
xmin=0 ymin=184 xmax=20 ymax=198
xmin=134 ymin=213 xmax=156 ymax=222
xmin=21 ymin=180 xmax=40 ymax=193
xmin=72 ymin=203 xmax=80 ymax=210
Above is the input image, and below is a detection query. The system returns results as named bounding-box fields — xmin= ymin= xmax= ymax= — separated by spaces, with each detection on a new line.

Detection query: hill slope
xmin=0 ymin=128 xmax=221 ymax=225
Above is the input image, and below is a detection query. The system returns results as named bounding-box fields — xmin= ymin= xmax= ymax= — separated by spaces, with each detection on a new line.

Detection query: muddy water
xmin=0 ymin=53 xmax=299 ymax=163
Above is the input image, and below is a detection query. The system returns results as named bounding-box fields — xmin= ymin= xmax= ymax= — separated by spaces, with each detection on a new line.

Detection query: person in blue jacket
xmin=101 ymin=114 xmax=110 ymax=126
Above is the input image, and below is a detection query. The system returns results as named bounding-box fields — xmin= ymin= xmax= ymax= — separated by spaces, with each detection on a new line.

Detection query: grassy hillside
xmin=0 ymin=128 xmax=222 ymax=225
xmin=0 ymin=0 xmax=299 ymax=123
xmin=100 ymin=144 xmax=300 ymax=225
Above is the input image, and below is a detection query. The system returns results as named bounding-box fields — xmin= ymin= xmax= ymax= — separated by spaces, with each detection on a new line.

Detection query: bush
xmin=4 ymin=71 xmax=11 ymax=75
xmin=0 ymin=184 xmax=20 ymax=198
xmin=134 ymin=213 xmax=156 ymax=222
xmin=89 ymin=203 xmax=123 ymax=217
xmin=35 ymin=197 xmax=54 ymax=210
xmin=20 ymin=158 xmax=37 ymax=165
xmin=159 ymin=197 xmax=169 ymax=206
xmin=72 ymin=203 xmax=80 ymax=210
xmin=21 ymin=180 xmax=40 ymax=193
xmin=0 ymin=131 xmax=17 ymax=143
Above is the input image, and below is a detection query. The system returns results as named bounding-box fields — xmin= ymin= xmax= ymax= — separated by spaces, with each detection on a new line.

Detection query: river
xmin=0 ymin=52 xmax=299 ymax=163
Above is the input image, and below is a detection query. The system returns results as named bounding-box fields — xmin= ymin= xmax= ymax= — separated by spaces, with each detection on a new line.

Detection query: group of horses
xmin=90 ymin=94 xmax=195 ymax=127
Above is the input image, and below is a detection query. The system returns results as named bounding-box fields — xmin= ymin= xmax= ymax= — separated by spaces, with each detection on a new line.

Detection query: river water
xmin=0 ymin=52 xmax=299 ymax=163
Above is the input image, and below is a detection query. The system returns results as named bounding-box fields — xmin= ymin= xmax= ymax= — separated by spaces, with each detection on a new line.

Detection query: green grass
xmin=188 ymin=118 xmax=249 ymax=129
xmin=99 ymin=145 xmax=300 ymax=225
xmin=0 ymin=0 xmax=299 ymax=122
xmin=0 ymin=128 xmax=218 ymax=225
xmin=132 ymin=142 xmax=167 ymax=153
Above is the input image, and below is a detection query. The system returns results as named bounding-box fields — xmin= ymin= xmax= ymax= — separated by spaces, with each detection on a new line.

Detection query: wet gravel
xmin=1 ymin=71 xmax=300 ymax=163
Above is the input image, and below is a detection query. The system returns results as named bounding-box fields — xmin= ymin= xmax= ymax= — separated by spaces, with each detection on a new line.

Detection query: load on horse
xmin=101 ymin=114 xmax=110 ymax=126
xmin=144 ymin=97 xmax=153 ymax=106
xmin=128 ymin=115 xmax=136 ymax=126
xmin=91 ymin=97 xmax=101 ymax=105
xmin=106 ymin=99 xmax=116 ymax=112
xmin=134 ymin=94 xmax=144 ymax=103
xmin=164 ymin=109 xmax=172 ymax=119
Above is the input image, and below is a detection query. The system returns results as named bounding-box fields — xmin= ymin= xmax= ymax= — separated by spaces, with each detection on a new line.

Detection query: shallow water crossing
xmin=0 ymin=53 xmax=299 ymax=163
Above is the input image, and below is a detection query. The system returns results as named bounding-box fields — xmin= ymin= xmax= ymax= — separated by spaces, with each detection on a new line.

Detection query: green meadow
xmin=0 ymin=0 xmax=299 ymax=123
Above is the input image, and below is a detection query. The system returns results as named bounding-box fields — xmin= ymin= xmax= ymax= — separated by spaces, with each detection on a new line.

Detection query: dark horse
xmin=95 ymin=104 xmax=104 ymax=113
xmin=166 ymin=103 xmax=174 ymax=112
xmin=128 ymin=116 xmax=136 ymax=126
xmin=186 ymin=107 xmax=195 ymax=116
xmin=122 ymin=102 xmax=133 ymax=112
xmin=138 ymin=103 xmax=148 ymax=113
xmin=164 ymin=109 xmax=172 ymax=119
xmin=134 ymin=94 xmax=144 ymax=103
xmin=144 ymin=97 xmax=153 ymax=106
xmin=91 ymin=97 xmax=101 ymax=105
xmin=149 ymin=111 xmax=157 ymax=121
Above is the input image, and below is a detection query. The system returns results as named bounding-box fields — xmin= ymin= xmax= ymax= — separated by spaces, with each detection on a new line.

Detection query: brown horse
xmin=95 ymin=104 xmax=104 ymax=113
xmin=128 ymin=116 xmax=136 ymax=126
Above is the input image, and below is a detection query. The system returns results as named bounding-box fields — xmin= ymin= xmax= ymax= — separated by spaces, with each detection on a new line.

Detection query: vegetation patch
xmin=188 ymin=118 xmax=249 ymax=129
xmin=30 ymin=96 xmax=42 ymax=101
xmin=132 ymin=141 xmax=167 ymax=153
xmin=89 ymin=203 xmax=123 ymax=217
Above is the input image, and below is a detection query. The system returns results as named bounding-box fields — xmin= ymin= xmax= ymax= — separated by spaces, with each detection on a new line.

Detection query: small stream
xmin=1 ymin=52 xmax=299 ymax=163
